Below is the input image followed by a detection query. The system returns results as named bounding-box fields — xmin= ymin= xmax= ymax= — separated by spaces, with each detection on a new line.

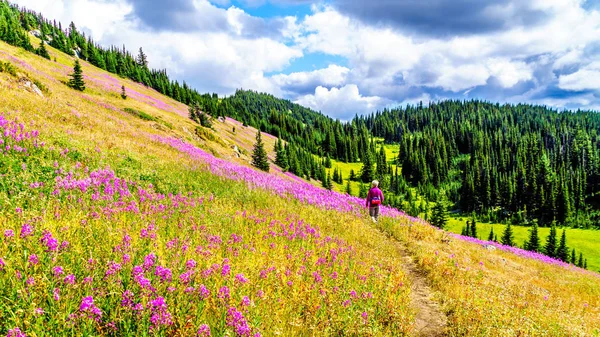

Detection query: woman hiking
xmin=366 ymin=180 xmax=384 ymax=223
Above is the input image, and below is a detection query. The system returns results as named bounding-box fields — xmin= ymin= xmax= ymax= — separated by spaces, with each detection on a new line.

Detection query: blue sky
xmin=11 ymin=0 xmax=600 ymax=120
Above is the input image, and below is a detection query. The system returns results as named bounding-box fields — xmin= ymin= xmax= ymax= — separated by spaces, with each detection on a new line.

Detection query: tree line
xmin=359 ymin=101 xmax=600 ymax=229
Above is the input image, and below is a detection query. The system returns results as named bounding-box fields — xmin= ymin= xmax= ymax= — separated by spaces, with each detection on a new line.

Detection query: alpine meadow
xmin=0 ymin=0 xmax=600 ymax=336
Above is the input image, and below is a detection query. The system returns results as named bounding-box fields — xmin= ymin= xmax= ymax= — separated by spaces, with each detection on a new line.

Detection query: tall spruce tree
xmin=544 ymin=223 xmax=558 ymax=258
xmin=251 ymin=131 xmax=269 ymax=172
xmin=570 ymin=248 xmax=576 ymax=264
xmin=136 ymin=47 xmax=148 ymax=67
xmin=501 ymin=223 xmax=514 ymax=246
xmin=525 ymin=222 xmax=540 ymax=252
xmin=67 ymin=59 xmax=85 ymax=91
xmin=361 ymin=150 xmax=374 ymax=183
xmin=577 ymin=253 xmax=583 ymax=268
xmin=430 ymin=194 xmax=448 ymax=229
xmin=488 ymin=227 xmax=495 ymax=241
xmin=470 ymin=218 xmax=477 ymax=238
xmin=556 ymin=229 xmax=568 ymax=262
xmin=274 ymin=138 xmax=288 ymax=171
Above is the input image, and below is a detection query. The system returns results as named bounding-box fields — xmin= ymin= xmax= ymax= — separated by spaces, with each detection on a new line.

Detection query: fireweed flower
xmin=198 ymin=284 xmax=210 ymax=299
xmin=79 ymin=296 xmax=102 ymax=322
xmin=197 ymin=324 xmax=211 ymax=337
xmin=4 ymin=229 xmax=14 ymax=238
xmin=40 ymin=231 xmax=58 ymax=252
xmin=235 ymin=273 xmax=248 ymax=284
xmin=20 ymin=223 xmax=33 ymax=238
xmin=218 ymin=286 xmax=230 ymax=301
xmin=221 ymin=263 xmax=231 ymax=277
xmin=64 ymin=274 xmax=76 ymax=285
xmin=28 ymin=254 xmax=39 ymax=266
xmin=226 ymin=306 xmax=252 ymax=336
xmin=186 ymin=259 xmax=197 ymax=269
xmin=34 ymin=308 xmax=44 ymax=316
xmin=6 ymin=327 xmax=26 ymax=337
xmin=53 ymin=288 xmax=60 ymax=301
xmin=52 ymin=266 xmax=64 ymax=277
xmin=241 ymin=296 xmax=251 ymax=307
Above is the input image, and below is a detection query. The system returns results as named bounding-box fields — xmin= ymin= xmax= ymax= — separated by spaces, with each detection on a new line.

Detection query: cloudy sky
xmin=11 ymin=0 xmax=600 ymax=120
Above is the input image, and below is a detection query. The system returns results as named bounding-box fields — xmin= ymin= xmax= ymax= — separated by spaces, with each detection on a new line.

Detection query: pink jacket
xmin=366 ymin=187 xmax=384 ymax=207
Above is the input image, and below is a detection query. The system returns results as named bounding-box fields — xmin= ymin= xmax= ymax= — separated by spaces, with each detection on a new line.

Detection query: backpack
xmin=370 ymin=195 xmax=381 ymax=206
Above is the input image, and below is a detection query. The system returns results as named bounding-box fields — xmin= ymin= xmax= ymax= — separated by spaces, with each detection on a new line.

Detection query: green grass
xmin=446 ymin=217 xmax=600 ymax=272
xmin=325 ymin=143 xmax=401 ymax=195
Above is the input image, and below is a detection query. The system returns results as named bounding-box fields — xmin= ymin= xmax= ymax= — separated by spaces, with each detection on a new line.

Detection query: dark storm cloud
xmin=126 ymin=0 xmax=289 ymax=38
xmin=331 ymin=0 xmax=551 ymax=37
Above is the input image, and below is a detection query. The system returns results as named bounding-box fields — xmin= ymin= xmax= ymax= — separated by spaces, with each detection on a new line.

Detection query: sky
xmin=11 ymin=0 xmax=600 ymax=120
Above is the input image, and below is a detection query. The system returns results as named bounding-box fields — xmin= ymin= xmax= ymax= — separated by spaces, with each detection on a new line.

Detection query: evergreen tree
xmin=326 ymin=172 xmax=333 ymax=190
xmin=544 ymin=223 xmax=558 ymax=258
xmin=577 ymin=253 xmax=583 ymax=268
xmin=361 ymin=150 xmax=374 ymax=183
xmin=430 ymin=194 xmax=448 ymax=229
xmin=488 ymin=227 xmax=495 ymax=241
xmin=349 ymin=169 xmax=356 ymax=181
xmin=324 ymin=155 xmax=332 ymax=169
xmin=584 ymin=259 xmax=587 ymax=269
xmin=251 ymin=131 xmax=269 ymax=172
xmin=345 ymin=180 xmax=352 ymax=195
xmin=570 ymin=248 xmax=576 ymax=264
xmin=274 ymin=138 xmax=288 ymax=171
xmin=525 ymin=222 xmax=540 ymax=252
xmin=67 ymin=59 xmax=85 ymax=91
xmin=470 ymin=217 xmax=477 ymax=238
xmin=121 ymin=85 xmax=127 ymax=99
xmin=36 ymin=40 xmax=50 ymax=60
xmin=556 ymin=229 xmax=568 ymax=262
xmin=501 ymin=223 xmax=514 ymax=247
xmin=136 ymin=47 xmax=148 ymax=67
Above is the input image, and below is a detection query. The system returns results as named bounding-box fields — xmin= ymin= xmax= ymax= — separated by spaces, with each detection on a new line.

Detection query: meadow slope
xmin=0 ymin=38 xmax=599 ymax=337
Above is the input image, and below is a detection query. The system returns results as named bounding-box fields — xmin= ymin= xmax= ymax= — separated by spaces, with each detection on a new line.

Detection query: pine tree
xmin=274 ymin=138 xmax=288 ymax=171
xmin=136 ymin=47 xmax=148 ymax=67
xmin=326 ymin=172 xmax=333 ymax=190
xmin=525 ymin=222 xmax=540 ymax=252
xmin=430 ymin=194 xmax=448 ymax=229
xmin=67 ymin=59 xmax=85 ymax=91
xmin=583 ymin=259 xmax=587 ymax=269
xmin=361 ymin=150 xmax=374 ymax=183
xmin=570 ymin=248 xmax=576 ymax=264
xmin=359 ymin=183 xmax=368 ymax=199
xmin=251 ymin=131 xmax=269 ymax=172
xmin=556 ymin=229 xmax=568 ymax=262
xmin=121 ymin=85 xmax=127 ymax=99
xmin=577 ymin=253 xmax=583 ymax=268
xmin=544 ymin=223 xmax=558 ymax=258
xmin=324 ymin=155 xmax=332 ymax=169
xmin=345 ymin=180 xmax=352 ymax=195
xmin=501 ymin=223 xmax=514 ymax=246
xmin=470 ymin=218 xmax=477 ymax=238
xmin=36 ymin=40 xmax=50 ymax=60
xmin=488 ymin=227 xmax=495 ymax=241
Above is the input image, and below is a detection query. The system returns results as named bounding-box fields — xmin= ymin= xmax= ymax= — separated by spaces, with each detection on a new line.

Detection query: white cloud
xmin=271 ymin=65 xmax=349 ymax=94
xmin=295 ymin=84 xmax=387 ymax=120
xmin=558 ymin=61 xmax=600 ymax=91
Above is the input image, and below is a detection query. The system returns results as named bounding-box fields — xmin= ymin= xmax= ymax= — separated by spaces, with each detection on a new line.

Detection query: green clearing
xmin=325 ymin=142 xmax=400 ymax=195
xmin=446 ymin=217 xmax=600 ymax=272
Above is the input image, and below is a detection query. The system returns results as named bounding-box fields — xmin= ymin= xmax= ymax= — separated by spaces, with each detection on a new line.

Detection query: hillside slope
xmin=0 ymin=38 xmax=599 ymax=337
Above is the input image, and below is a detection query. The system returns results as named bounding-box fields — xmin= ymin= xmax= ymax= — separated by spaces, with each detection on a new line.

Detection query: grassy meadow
xmin=446 ymin=217 xmax=600 ymax=272
xmin=0 ymin=35 xmax=599 ymax=337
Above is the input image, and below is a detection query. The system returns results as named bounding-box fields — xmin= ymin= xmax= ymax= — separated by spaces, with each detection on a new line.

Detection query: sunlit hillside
xmin=0 ymin=35 xmax=599 ymax=337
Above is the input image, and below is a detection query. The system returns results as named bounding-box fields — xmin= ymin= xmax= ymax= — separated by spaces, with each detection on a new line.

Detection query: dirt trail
xmin=396 ymin=244 xmax=447 ymax=337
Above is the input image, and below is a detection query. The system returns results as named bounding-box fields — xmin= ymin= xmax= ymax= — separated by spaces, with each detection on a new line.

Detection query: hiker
xmin=366 ymin=180 xmax=384 ymax=222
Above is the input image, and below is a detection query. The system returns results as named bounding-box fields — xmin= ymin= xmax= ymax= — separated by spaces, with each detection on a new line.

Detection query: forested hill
xmin=358 ymin=101 xmax=600 ymax=228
